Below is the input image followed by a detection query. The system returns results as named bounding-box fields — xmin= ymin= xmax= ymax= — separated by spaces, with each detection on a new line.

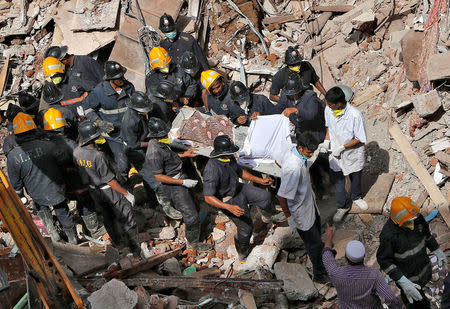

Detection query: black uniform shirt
xmin=121 ymin=109 xmax=148 ymax=150
xmin=145 ymin=64 xmax=186 ymax=98
xmin=7 ymin=136 xmax=66 ymax=206
xmin=160 ymin=32 xmax=209 ymax=71
xmin=144 ymin=140 xmax=182 ymax=177
xmin=206 ymin=87 xmax=234 ymax=117
xmin=203 ymin=157 xmax=243 ymax=199
xmin=270 ymin=62 xmax=320 ymax=96
xmin=73 ymin=145 xmax=115 ymax=187
xmin=70 ymin=55 xmax=104 ymax=90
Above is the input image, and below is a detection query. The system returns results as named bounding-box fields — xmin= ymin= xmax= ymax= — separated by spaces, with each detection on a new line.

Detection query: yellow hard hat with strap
xmin=13 ymin=112 xmax=37 ymax=134
xmin=43 ymin=57 xmax=65 ymax=78
xmin=390 ymin=196 xmax=420 ymax=226
xmin=149 ymin=47 xmax=171 ymax=70
xmin=200 ymin=70 xmax=222 ymax=93
xmin=43 ymin=107 xmax=67 ymax=131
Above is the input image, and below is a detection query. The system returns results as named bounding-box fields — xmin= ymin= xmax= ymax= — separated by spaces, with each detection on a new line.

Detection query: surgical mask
xmin=158 ymin=137 xmax=171 ymax=144
xmin=51 ymin=76 xmax=63 ymax=85
xmin=403 ymin=220 xmax=414 ymax=230
xmin=160 ymin=66 xmax=170 ymax=74
xmin=289 ymin=65 xmax=301 ymax=73
xmin=94 ymin=136 xmax=106 ymax=145
xmin=292 ymin=147 xmax=307 ymax=165
xmin=165 ymin=31 xmax=177 ymax=40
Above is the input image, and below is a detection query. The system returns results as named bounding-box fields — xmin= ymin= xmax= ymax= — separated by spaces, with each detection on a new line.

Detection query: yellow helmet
xmin=13 ymin=112 xmax=37 ymax=134
xmin=149 ymin=47 xmax=171 ymax=70
xmin=43 ymin=57 xmax=65 ymax=78
xmin=43 ymin=108 xmax=67 ymax=131
xmin=390 ymin=197 xmax=420 ymax=226
xmin=201 ymin=70 xmax=222 ymax=93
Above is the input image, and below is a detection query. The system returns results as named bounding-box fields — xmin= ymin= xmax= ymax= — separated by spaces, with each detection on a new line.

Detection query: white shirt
xmin=325 ymin=104 xmax=366 ymax=176
xmin=277 ymin=148 xmax=317 ymax=231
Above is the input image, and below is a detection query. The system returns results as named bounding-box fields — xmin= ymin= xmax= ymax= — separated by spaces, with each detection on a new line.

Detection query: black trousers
xmin=222 ymin=184 xmax=271 ymax=249
xmin=329 ymin=169 xmax=362 ymax=209
xmin=125 ymin=148 xmax=160 ymax=190
xmin=400 ymin=287 xmax=430 ymax=309
xmin=34 ymin=201 xmax=73 ymax=229
xmin=296 ymin=213 xmax=327 ymax=278
xmin=159 ymin=183 xmax=199 ymax=229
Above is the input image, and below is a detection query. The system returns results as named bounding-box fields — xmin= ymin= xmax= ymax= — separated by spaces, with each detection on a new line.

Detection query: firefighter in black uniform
xmin=43 ymin=108 xmax=106 ymax=239
xmin=269 ymin=46 xmax=326 ymax=102
xmin=178 ymin=51 xmax=202 ymax=106
xmin=83 ymin=61 xmax=134 ymax=179
xmin=44 ymin=45 xmax=104 ymax=90
xmin=200 ymin=70 xmax=233 ymax=115
xmin=7 ymin=113 xmax=77 ymax=244
xmin=203 ymin=135 xmax=286 ymax=261
xmin=143 ymin=117 xmax=211 ymax=252
xmin=228 ymin=81 xmax=279 ymax=126
xmin=159 ymin=13 xmax=209 ymax=71
xmin=73 ymin=121 xmax=140 ymax=255
xmin=121 ymin=92 xmax=182 ymax=219
xmin=377 ymin=197 xmax=447 ymax=308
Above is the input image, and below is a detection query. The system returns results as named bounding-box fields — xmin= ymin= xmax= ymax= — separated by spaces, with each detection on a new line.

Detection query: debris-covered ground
xmin=0 ymin=0 xmax=449 ymax=308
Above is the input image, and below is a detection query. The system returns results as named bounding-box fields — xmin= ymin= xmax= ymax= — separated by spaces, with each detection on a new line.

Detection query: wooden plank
xmin=312 ymin=5 xmax=355 ymax=12
xmin=239 ymin=289 xmax=257 ymax=309
xmin=307 ymin=12 xmax=332 ymax=35
xmin=389 ymin=123 xmax=450 ymax=226
xmin=413 ymin=188 xmax=429 ymax=207
xmin=187 ymin=267 xmax=221 ymax=278
xmin=0 ymin=55 xmax=9 ymax=96
xmin=262 ymin=15 xmax=302 ymax=25
xmin=435 ymin=151 xmax=450 ymax=166
xmin=349 ymin=173 xmax=395 ymax=214
xmin=353 ymin=84 xmax=388 ymax=106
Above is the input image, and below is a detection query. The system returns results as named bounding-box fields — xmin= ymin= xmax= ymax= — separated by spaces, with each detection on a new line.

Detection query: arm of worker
xmin=154 ymin=174 xmax=183 ymax=185
xmin=241 ymin=169 xmax=274 ymax=186
xmin=269 ymin=71 xmax=283 ymax=102
xmin=322 ymin=225 xmax=341 ymax=278
xmin=418 ymin=215 xmax=440 ymax=251
xmin=82 ymin=91 xmax=101 ymax=122
xmin=374 ymin=271 xmax=403 ymax=309
xmin=376 ymin=233 xmax=404 ymax=282
xmin=202 ymin=89 xmax=210 ymax=112
xmin=178 ymin=149 xmax=198 ymax=158
xmin=315 ymin=81 xmax=327 ymax=96
xmin=204 ymin=195 xmax=244 ymax=217
xmin=7 ymin=158 xmax=24 ymax=195
xmin=306 ymin=61 xmax=326 ymax=96
xmin=121 ymin=117 xmax=142 ymax=150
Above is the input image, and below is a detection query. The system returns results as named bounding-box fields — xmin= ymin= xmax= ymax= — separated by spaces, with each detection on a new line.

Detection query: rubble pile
xmin=0 ymin=0 xmax=449 ymax=308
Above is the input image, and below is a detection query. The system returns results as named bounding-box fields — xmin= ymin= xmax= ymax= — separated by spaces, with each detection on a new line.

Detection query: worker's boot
xmin=37 ymin=208 xmax=61 ymax=242
xmin=234 ymin=237 xmax=250 ymax=262
xmin=125 ymin=226 xmax=141 ymax=257
xmin=82 ymin=213 xmax=107 ymax=239
xmin=63 ymin=225 xmax=78 ymax=245
xmin=186 ymin=226 xmax=212 ymax=253
xmin=261 ymin=204 xmax=287 ymax=224
xmin=155 ymin=188 xmax=183 ymax=220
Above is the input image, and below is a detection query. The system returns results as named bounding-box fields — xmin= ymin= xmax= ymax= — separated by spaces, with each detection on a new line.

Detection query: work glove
xmin=287 ymin=216 xmax=298 ymax=235
xmin=94 ymin=119 xmax=115 ymax=134
xmin=76 ymin=106 xmax=85 ymax=117
xmin=433 ymin=248 xmax=448 ymax=270
xmin=182 ymin=179 xmax=198 ymax=188
xmin=332 ymin=145 xmax=345 ymax=157
xmin=125 ymin=191 xmax=135 ymax=206
xmin=318 ymin=140 xmax=330 ymax=153
xmin=397 ymin=276 xmax=422 ymax=304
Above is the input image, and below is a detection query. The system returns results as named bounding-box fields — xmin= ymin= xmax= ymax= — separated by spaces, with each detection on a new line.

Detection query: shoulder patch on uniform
xmin=181 ymin=36 xmax=189 ymax=42
xmin=221 ymin=103 xmax=228 ymax=110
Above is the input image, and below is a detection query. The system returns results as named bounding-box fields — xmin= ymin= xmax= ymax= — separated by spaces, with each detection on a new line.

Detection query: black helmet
xmin=42 ymin=81 xmax=64 ymax=105
xmin=230 ymin=81 xmax=249 ymax=102
xmin=18 ymin=92 xmax=39 ymax=114
xmin=6 ymin=103 xmax=23 ymax=122
xmin=44 ymin=45 xmax=68 ymax=60
xmin=153 ymin=80 xmax=180 ymax=102
xmin=179 ymin=51 xmax=200 ymax=75
xmin=78 ymin=121 xmax=102 ymax=146
xmin=284 ymin=46 xmax=303 ymax=66
xmin=104 ymin=61 xmax=127 ymax=80
xmin=210 ymin=135 xmax=239 ymax=158
xmin=159 ymin=13 xmax=176 ymax=33
xmin=283 ymin=72 xmax=308 ymax=96
xmin=126 ymin=91 xmax=154 ymax=113
xmin=147 ymin=117 xmax=170 ymax=138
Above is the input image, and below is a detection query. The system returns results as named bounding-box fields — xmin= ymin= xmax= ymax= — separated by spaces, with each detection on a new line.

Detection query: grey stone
xmin=237 ymin=245 xmax=280 ymax=271
xmin=412 ymin=90 xmax=442 ymax=118
xmin=87 ymin=279 xmax=138 ymax=309
xmin=158 ymin=257 xmax=182 ymax=276
xmin=274 ymin=262 xmax=318 ymax=301
xmin=158 ymin=226 xmax=176 ymax=240
xmin=263 ymin=227 xmax=303 ymax=249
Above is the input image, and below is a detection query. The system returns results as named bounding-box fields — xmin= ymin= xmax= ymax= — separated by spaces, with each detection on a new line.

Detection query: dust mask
xmin=51 ymin=76 xmax=63 ymax=85
xmin=158 ymin=137 xmax=171 ymax=144
xmin=403 ymin=220 xmax=414 ymax=230
xmin=160 ymin=66 xmax=170 ymax=74
xmin=165 ymin=31 xmax=177 ymax=40
xmin=289 ymin=65 xmax=301 ymax=73
xmin=333 ymin=109 xmax=345 ymax=118
xmin=94 ymin=136 xmax=106 ymax=145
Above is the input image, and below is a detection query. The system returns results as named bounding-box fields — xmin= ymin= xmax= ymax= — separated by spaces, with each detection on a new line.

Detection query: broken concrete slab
xmin=322 ymin=42 xmax=359 ymax=67
xmin=70 ymin=0 xmax=120 ymax=32
xmin=237 ymin=244 xmax=280 ymax=271
xmin=412 ymin=90 xmax=442 ymax=118
xmin=274 ymin=262 xmax=318 ymax=301
xmin=427 ymin=52 xmax=450 ymax=81
xmin=330 ymin=229 xmax=360 ymax=259
xmin=263 ymin=227 xmax=303 ymax=249
xmin=87 ymin=279 xmax=138 ymax=309
xmin=401 ymin=30 xmax=425 ymax=81
xmin=389 ymin=30 xmax=409 ymax=50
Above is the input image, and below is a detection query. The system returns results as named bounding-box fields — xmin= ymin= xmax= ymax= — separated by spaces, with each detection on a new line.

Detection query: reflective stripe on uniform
xmin=60 ymin=92 xmax=88 ymax=106
xmin=99 ymin=107 xmax=127 ymax=115
xmin=84 ymin=108 xmax=95 ymax=115
xmin=408 ymin=263 xmax=431 ymax=283
xmin=383 ymin=264 xmax=397 ymax=274
xmin=394 ymin=239 xmax=425 ymax=260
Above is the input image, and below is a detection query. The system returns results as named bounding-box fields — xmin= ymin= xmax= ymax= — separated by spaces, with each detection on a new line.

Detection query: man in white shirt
xmin=322 ymin=86 xmax=368 ymax=222
xmin=277 ymin=132 xmax=329 ymax=283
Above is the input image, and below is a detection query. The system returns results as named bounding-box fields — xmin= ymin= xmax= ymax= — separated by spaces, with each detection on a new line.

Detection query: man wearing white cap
xmin=323 ymin=225 xmax=402 ymax=308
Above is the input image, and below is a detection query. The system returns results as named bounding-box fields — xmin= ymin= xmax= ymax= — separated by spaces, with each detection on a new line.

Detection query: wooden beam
xmin=389 ymin=123 xmax=450 ymax=226
xmin=312 ymin=5 xmax=355 ymax=12
xmin=353 ymin=84 xmax=388 ymax=106
xmin=0 ymin=55 xmax=10 ymax=96
xmin=187 ymin=267 xmax=221 ymax=278
xmin=307 ymin=12 xmax=332 ymax=35
xmin=262 ymin=15 xmax=302 ymax=25
xmin=435 ymin=151 xmax=450 ymax=166
xmin=350 ymin=173 xmax=395 ymax=214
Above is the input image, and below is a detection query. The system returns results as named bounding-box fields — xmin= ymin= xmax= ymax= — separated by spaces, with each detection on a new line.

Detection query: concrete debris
xmin=401 ymin=30 xmax=425 ymax=81
xmin=427 ymin=52 xmax=450 ymax=81
xmin=274 ymin=262 xmax=318 ymax=301
xmin=412 ymin=90 xmax=442 ymax=118
xmin=87 ymin=279 xmax=138 ymax=309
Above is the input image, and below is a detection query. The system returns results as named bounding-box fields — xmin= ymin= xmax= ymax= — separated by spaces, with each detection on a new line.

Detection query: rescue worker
xmin=44 ymin=45 xmax=104 ymax=89
xmin=121 ymin=92 xmax=182 ymax=219
xmin=203 ymin=135 xmax=286 ymax=261
xmin=227 ymin=81 xmax=279 ymax=126
xmin=200 ymin=70 xmax=233 ymax=115
xmin=159 ymin=13 xmax=209 ymax=71
xmin=150 ymin=80 xmax=180 ymax=121
xmin=43 ymin=108 xmax=106 ymax=239
xmin=83 ymin=60 xmax=134 ymax=179
xmin=41 ymin=57 xmax=89 ymax=116
xmin=178 ymin=51 xmax=202 ymax=106
xmin=277 ymin=132 xmax=328 ymax=283
xmin=7 ymin=113 xmax=77 ymax=244
xmin=269 ymin=46 xmax=326 ymax=102
xmin=73 ymin=121 xmax=140 ymax=255
xmin=322 ymin=86 xmax=368 ymax=222
xmin=145 ymin=47 xmax=194 ymax=108
xmin=377 ymin=197 xmax=447 ymax=308
xmin=143 ymin=117 xmax=211 ymax=252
